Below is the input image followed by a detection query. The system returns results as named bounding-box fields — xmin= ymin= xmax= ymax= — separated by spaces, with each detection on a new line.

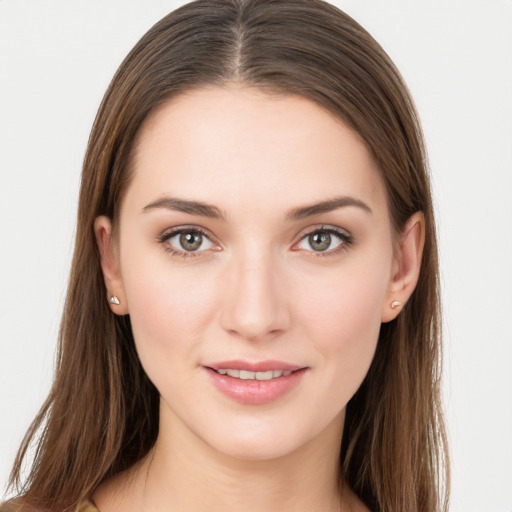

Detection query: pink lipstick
xmin=204 ymin=360 xmax=307 ymax=405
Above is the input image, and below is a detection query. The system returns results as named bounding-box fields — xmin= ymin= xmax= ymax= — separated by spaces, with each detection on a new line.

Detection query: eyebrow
xmin=286 ymin=196 xmax=372 ymax=221
xmin=142 ymin=197 xmax=226 ymax=220
xmin=142 ymin=194 xmax=372 ymax=221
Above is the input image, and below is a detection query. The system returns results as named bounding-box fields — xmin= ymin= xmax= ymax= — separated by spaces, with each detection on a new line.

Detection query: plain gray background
xmin=1 ymin=1 xmax=511 ymax=510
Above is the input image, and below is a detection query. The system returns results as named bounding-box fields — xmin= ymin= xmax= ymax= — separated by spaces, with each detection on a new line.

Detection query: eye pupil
xmin=180 ymin=231 xmax=202 ymax=251
xmin=309 ymin=231 xmax=331 ymax=251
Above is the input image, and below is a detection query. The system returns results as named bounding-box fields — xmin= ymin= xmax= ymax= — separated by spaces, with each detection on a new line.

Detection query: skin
xmin=94 ymin=85 xmax=424 ymax=512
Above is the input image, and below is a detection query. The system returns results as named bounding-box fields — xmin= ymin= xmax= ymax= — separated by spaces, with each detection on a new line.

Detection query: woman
xmin=2 ymin=0 xmax=449 ymax=511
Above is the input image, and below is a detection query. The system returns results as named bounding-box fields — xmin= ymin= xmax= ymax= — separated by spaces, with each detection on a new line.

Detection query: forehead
xmin=125 ymin=85 xmax=387 ymax=216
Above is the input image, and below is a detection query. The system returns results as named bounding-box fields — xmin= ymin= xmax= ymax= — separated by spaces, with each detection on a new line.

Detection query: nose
xmin=220 ymin=249 xmax=291 ymax=341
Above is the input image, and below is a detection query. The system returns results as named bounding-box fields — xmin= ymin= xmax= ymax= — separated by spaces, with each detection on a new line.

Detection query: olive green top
xmin=75 ymin=502 xmax=100 ymax=512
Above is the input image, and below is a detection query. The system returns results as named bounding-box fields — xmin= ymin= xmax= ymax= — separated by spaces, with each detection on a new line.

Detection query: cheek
xmin=296 ymin=257 xmax=390 ymax=393
xmin=303 ymin=280 xmax=382 ymax=358
xmin=300 ymin=257 xmax=388 ymax=337
xmin=119 ymin=245 xmax=219 ymax=370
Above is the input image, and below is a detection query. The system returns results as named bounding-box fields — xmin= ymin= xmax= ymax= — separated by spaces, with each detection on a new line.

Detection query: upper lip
xmin=206 ymin=360 xmax=304 ymax=372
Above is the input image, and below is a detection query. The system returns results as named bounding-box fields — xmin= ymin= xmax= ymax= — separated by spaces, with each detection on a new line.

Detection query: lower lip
xmin=205 ymin=368 xmax=307 ymax=405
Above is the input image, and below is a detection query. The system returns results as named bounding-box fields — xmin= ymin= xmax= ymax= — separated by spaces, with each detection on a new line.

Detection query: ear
xmin=94 ymin=216 xmax=129 ymax=315
xmin=381 ymin=212 xmax=425 ymax=323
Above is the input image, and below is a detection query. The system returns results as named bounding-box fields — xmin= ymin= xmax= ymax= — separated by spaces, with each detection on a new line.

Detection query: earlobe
xmin=381 ymin=212 xmax=425 ymax=323
xmin=94 ymin=216 xmax=129 ymax=315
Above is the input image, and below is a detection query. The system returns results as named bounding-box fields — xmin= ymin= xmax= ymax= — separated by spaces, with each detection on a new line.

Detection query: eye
xmin=295 ymin=227 xmax=352 ymax=254
xmin=161 ymin=228 xmax=216 ymax=254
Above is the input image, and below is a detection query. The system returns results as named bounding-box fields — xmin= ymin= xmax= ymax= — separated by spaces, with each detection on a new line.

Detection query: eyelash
xmin=158 ymin=226 xmax=217 ymax=259
xmin=158 ymin=225 xmax=353 ymax=259
xmin=295 ymin=226 xmax=354 ymax=258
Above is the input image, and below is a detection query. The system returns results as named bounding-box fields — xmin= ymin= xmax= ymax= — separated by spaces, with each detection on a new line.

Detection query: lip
xmin=207 ymin=359 xmax=303 ymax=372
xmin=204 ymin=360 xmax=307 ymax=405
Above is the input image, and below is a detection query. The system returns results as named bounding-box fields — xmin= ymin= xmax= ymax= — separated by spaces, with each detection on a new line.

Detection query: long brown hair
xmin=7 ymin=1 xmax=449 ymax=510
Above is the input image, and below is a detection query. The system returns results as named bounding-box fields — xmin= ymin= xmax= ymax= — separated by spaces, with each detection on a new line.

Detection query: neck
xmin=98 ymin=407 xmax=345 ymax=512
xmin=153 ymin=420 xmax=343 ymax=510
xmin=94 ymin=403 xmax=354 ymax=512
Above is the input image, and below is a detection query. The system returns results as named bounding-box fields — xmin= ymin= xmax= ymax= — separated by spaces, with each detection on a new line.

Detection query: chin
xmin=209 ymin=434 xmax=303 ymax=462
xmin=195 ymin=411 xmax=343 ymax=463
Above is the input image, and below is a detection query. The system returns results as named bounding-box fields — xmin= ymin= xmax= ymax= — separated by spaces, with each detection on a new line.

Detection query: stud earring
xmin=109 ymin=296 xmax=120 ymax=305
xmin=390 ymin=300 xmax=402 ymax=309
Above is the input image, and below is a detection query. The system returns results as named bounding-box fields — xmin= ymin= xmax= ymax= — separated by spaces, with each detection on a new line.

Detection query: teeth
xmin=239 ymin=370 xmax=256 ymax=380
xmin=215 ymin=369 xmax=293 ymax=380
xmin=256 ymin=370 xmax=273 ymax=380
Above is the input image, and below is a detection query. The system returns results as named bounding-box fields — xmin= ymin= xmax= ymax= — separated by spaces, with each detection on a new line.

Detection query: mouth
xmin=204 ymin=360 xmax=307 ymax=405
xmin=210 ymin=368 xmax=294 ymax=380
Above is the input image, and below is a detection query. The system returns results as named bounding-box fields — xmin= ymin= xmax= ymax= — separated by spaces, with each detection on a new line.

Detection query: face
xmin=100 ymin=86 xmax=402 ymax=461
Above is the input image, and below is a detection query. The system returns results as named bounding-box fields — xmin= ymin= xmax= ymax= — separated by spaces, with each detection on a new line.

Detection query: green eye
xmin=166 ymin=229 xmax=213 ymax=252
xmin=308 ymin=231 xmax=333 ymax=251
xmin=297 ymin=228 xmax=350 ymax=253
xmin=179 ymin=231 xmax=204 ymax=251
